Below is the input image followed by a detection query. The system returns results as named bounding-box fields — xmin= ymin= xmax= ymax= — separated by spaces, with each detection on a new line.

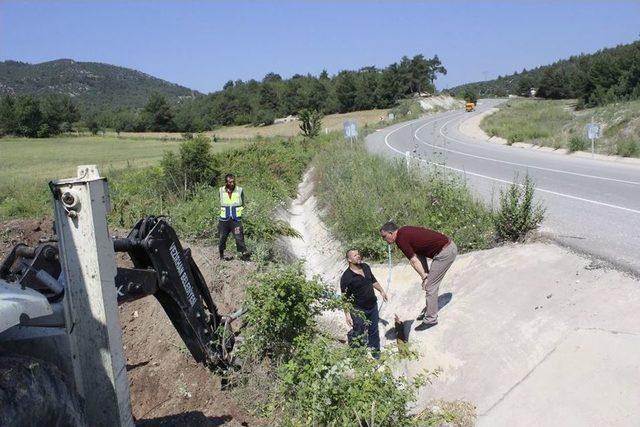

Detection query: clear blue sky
xmin=1 ymin=1 xmax=639 ymax=93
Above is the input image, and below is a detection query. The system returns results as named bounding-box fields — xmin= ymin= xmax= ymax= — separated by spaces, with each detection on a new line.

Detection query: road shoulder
xmin=458 ymin=106 xmax=640 ymax=166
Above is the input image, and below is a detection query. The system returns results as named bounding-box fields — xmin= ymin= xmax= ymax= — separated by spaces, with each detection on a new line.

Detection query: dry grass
xmin=111 ymin=108 xmax=390 ymax=141
xmin=212 ymin=108 xmax=390 ymax=139
xmin=416 ymin=399 xmax=476 ymax=426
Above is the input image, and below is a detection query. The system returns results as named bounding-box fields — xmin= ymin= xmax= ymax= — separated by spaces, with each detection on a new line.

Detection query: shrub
xmin=616 ymin=138 xmax=639 ymax=157
xmin=160 ymin=134 xmax=218 ymax=198
xmin=461 ymin=89 xmax=478 ymax=104
xmin=85 ymin=116 xmax=100 ymax=135
xmin=36 ymin=123 xmax=51 ymax=138
xmin=252 ymin=109 xmax=276 ymax=126
xmin=240 ymin=264 xmax=337 ymax=360
xmin=390 ymin=99 xmax=422 ymax=118
xmin=298 ymin=109 xmax=323 ymax=138
xmin=233 ymin=263 xmax=429 ymax=426
xmin=273 ymin=335 xmax=426 ymax=426
xmin=494 ymin=174 xmax=545 ymax=242
xmin=568 ymin=135 xmax=587 ymax=152
xmin=109 ymin=167 xmax=166 ymax=227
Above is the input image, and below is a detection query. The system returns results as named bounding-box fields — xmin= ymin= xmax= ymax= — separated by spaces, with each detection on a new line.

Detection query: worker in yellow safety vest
xmin=218 ymin=173 xmax=250 ymax=260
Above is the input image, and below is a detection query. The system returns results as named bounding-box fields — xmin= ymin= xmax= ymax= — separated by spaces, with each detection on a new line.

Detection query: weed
xmin=480 ymin=98 xmax=640 ymax=157
xmin=239 ymin=264 xmax=340 ymax=360
xmin=176 ymin=380 xmax=192 ymax=399
xmin=272 ymin=335 xmax=428 ymax=426
xmin=415 ymin=400 xmax=476 ymax=426
xmin=233 ymin=261 xmax=430 ymax=425
xmin=170 ymin=341 xmax=189 ymax=356
xmin=568 ymin=135 xmax=587 ymax=152
xmin=616 ymin=138 xmax=639 ymax=157
xmin=493 ymin=174 xmax=545 ymax=242
xmin=390 ymin=99 xmax=423 ymax=119
xmin=314 ymin=140 xmax=494 ymax=261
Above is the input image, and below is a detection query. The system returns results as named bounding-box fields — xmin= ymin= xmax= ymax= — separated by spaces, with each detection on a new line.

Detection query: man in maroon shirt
xmin=380 ymin=222 xmax=457 ymax=331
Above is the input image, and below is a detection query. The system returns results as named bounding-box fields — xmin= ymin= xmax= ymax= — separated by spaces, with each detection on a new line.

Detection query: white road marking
xmin=382 ymin=114 xmax=640 ymax=215
xmin=415 ymin=114 xmax=640 ymax=186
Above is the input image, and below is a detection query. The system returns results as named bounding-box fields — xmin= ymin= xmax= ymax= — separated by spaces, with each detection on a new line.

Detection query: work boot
xmin=240 ymin=251 xmax=251 ymax=261
xmin=416 ymin=306 xmax=427 ymax=321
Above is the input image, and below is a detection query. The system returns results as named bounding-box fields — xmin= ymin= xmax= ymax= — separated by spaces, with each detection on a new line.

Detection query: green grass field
xmin=0 ymin=135 xmax=245 ymax=184
xmin=481 ymin=98 xmax=640 ymax=157
xmin=0 ymin=135 xmax=247 ymax=219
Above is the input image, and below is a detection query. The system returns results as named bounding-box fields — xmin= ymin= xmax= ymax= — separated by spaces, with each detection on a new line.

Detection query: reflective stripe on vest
xmin=219 ymin=186 xmax=244 ymax=220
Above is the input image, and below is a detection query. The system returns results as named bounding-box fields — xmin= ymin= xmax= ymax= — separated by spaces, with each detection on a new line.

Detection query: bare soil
xmin=0 ymin=218 xmax=56 ymax=253
xmin=1 ymin=219 xmax=264 ymax=426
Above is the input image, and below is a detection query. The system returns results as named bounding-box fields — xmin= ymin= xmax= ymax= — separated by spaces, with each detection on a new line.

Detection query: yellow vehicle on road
xmin=465 ymin=102 xmax=476 ymax=112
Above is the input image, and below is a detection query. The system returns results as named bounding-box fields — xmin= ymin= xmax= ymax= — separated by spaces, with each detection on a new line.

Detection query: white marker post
xmin=52 ymin=165 xmax=133 ymax=427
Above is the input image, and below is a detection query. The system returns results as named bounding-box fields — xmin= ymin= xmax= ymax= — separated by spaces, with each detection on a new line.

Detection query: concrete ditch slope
xmin=372 ymin=243 xmax=640 ymax=426
xmin=284 ymin=170 xmax=640 ymax=425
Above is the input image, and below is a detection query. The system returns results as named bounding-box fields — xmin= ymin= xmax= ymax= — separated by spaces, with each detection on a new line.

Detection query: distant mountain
xmin=0 ymin=59 xmax=200 ymax=111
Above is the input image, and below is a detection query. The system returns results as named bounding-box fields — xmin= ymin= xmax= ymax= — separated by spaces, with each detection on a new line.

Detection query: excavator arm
xmin=113 ymin=216 xmax=238 ymax=370
xmin=0 ymin=216 xmax=239 ymax=372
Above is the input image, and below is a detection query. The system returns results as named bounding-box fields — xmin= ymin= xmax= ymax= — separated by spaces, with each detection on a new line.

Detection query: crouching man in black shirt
xmin=341 ymin=249 xmax=388 ymax=356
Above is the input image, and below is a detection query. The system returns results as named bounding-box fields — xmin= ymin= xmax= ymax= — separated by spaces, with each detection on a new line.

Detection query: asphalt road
xmin=366 ymin=99 xmax=640 ymax=275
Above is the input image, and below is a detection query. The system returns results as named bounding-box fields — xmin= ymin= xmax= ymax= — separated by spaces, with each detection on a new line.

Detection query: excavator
xmin=0 ymin=166 xmax=242 ymax=426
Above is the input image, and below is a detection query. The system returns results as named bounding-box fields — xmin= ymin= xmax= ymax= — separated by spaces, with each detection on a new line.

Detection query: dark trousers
xmin=348 ymin=305 xmax=380 ymax=353
xmin=218 ymin=219 xmax=247 ymax=257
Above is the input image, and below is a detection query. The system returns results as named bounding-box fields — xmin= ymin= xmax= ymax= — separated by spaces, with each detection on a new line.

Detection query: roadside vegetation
xmin=313 ymin=139 xmax=496 ymax=261
xmin=481 ymin=98 xmax=640 ymax=157
xmin=101 ymin=131 xmax=441 ymax=425
xmin=494 ymin=175 xmax=546 ymax=242
xmin=233 ymin=263 xmax=429 ymax=426
xmin=1 ymin=108 xmax=541 ymax=425
xmin=109 ymin=134 xmax=323 ymax=262
xmin=482 ymin=99 xmax=572 ymax=145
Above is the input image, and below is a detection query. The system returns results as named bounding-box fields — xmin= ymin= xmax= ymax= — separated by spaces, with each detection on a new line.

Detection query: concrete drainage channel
xmin=282 ymin=168 xmax=640 ymax=426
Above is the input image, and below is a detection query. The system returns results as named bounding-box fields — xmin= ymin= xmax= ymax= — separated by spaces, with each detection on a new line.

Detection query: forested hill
xmin=448 ymin=40 xmax=640 ymax=108
xmin=0 ymin=59 xmax=199 ymax=111
xmin=0 ymin=54 xmax=447 ymax=136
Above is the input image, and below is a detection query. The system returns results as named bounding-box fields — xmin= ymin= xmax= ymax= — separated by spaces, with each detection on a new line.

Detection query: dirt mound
xmin=118 ymin=242 xmax=261 ymax=425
